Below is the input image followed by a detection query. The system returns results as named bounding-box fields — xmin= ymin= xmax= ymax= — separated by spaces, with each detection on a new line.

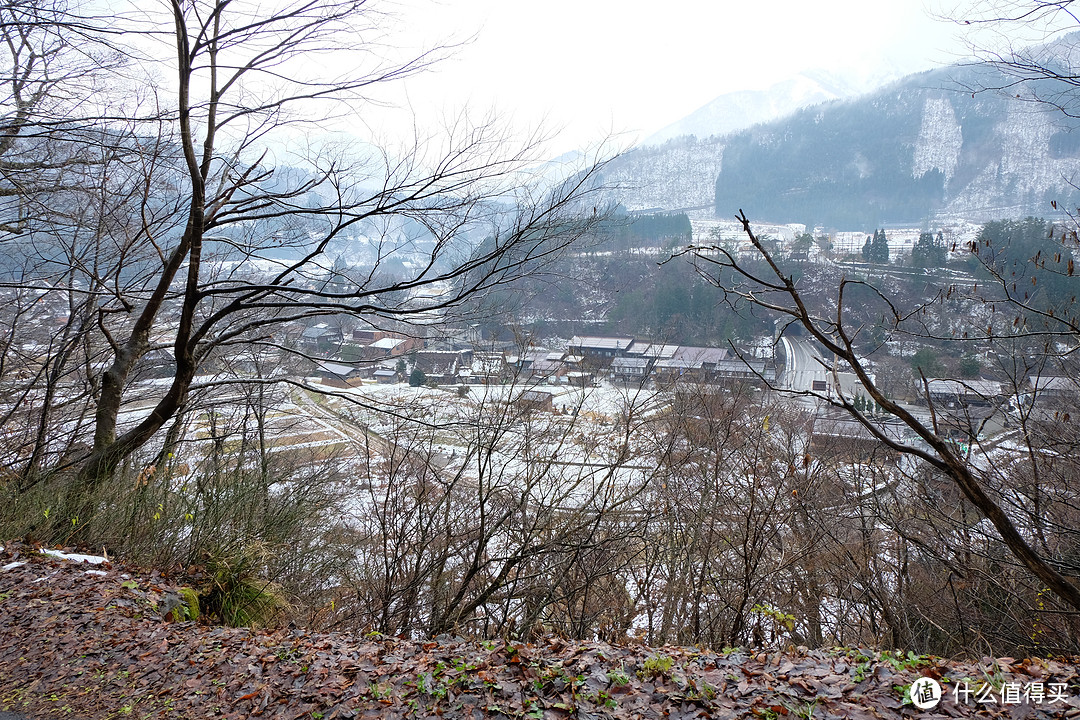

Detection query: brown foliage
xmin=3 ymin=542 xmax=1079 ymax=719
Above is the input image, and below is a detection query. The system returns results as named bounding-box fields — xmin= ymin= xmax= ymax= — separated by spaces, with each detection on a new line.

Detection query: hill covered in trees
xmin=714 ymin=62 xmax=1080 ymax=227
xmin=599 ymin=39 xmax=1080 ymax=226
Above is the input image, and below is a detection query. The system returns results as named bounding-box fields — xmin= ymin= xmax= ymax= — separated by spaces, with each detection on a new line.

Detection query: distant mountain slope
xmin=642 ymin=72 xmax=860 ymax=147
xmin=605 ymin=72 xmax=861 ymax=212
xmin=715 ymin=64 xmax=1080 ymax=227
xmin=603 ymin=135 xmax=725 ymax=212
xmin=606 ymin=47 xmax=1080 ymax=225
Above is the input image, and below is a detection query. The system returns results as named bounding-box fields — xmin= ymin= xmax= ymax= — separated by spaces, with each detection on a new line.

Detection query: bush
xmin=0 ymin=439 xmax=353 ymax=630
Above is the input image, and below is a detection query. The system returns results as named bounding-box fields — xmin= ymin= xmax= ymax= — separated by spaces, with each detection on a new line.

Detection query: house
xmin=135 ymin=348 xmax=176 ymax=379
xmin=925 ymin=379 xmax=1008 ymax=442
xmin=568 ymin=336 xmax=636 ymax=367
xmin=809 ymin=409 xmax=906 ymax=463
xmin=517 ymin=390 xmax=554 ymax=412
xmin=315 ymin=361 xmax=366 ymax=388
xmin=352 ymin=328 xmax=390 ymax=344
xmin=373 ymin=366 xmax=398 ymax=384
xmin=461 ymin=351 xmax=509 ymax=385
xmin=653 ymin=346 xmax=726 ymax=384
xmin=299 ymin=323 xmax=343 ymax=351
xmin=926 ymin=379 xmax=1003 ymax=407
xmin=611 ymin=356 xmax=649 ymax=382
xmin=565 ymin=370 xmax=595 ymax=387
xmin=654 ymin=346 xmax=773 ymax=387
xmin=709 ymin=357 xmax=773 ymax=385
xmin=626 ymin=343 xmax=678 ymax=362
xmin=518 ymin=350 xmax=566 ymax=382
xmin=410 ymin=350 xmax=472 ymax=385
xmin=1026 ymin=375 xmax=1078 ymax=400
xmin=372 ymin=335 xmax=423 ymax=356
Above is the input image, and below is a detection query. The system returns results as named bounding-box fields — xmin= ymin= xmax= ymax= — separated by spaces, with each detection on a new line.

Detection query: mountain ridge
xmin=641 ymin=72 xmax=862 ymax=147
xmin=605 ymin=48 xmax=1080 ymax=226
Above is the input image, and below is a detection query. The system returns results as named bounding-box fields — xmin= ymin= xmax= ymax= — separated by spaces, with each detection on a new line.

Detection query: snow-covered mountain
xmin=605 ymin=47 xmax=1080 ymax=224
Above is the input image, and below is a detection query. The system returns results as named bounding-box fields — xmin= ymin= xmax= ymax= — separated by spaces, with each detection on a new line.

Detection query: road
xmin=780 ymin=336 xmax=828 ymax=393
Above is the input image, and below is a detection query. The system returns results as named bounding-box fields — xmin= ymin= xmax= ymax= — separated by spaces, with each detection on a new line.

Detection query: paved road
xmin=780 ymin=336 xmax=828 ymax=393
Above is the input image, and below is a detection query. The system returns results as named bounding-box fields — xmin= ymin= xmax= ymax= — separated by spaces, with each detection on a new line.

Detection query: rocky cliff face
xmin=606 ymin=60 xmax=1080 ymax=226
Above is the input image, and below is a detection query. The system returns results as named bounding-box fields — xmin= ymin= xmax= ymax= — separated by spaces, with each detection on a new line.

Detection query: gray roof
xmin=1028 ymin=376 xmax=1077 ymax=394
xmin=302 ymin=325 xmax=337 ymax=339
xmin=569 ymin=335 xmax=635 ymax=351
xmin=672 ymin=346 xmax=729 ymax=363
xmin=318 ymin=361 xmax=359 ymax=376
xmin=927 ymin=379 xmax=1002 ymax=397
xmin=520 ymin=390 xmax=553 ymax=403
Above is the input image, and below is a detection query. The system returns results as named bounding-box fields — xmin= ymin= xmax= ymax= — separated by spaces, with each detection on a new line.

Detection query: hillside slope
xmin=1 ymin=543 xmax=1077 ymax=719
xmin=605 ymin=44 xmax=1080 ymax=226
xmin=714 ymin=64 xmax=1080 ymax=227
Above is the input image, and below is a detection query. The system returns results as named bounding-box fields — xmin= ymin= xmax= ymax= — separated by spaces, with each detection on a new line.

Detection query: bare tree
xmin=684 ymin=211 xmax=1080 ymax=618
xmin=327 ymin=372 xmax=652 ymax=639
xmin=943 ymin=0 xmax=1080 ymax=116
xmin=0 ymin=0 xmax=613 ymax=512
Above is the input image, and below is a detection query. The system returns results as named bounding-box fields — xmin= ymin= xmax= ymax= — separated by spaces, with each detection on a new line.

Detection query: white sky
xmin=371 ymin=0 xmax=974 ymax=153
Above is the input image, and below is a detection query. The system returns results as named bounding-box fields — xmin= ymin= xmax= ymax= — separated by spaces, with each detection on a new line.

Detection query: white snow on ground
xmin=40 ymin=549 xmax=108 ymax=564
xmin=0 ymin=549 xmax=111 ymax=580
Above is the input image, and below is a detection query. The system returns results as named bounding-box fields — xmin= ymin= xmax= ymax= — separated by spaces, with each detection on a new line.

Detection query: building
xmin=568 ymin=336 xmax=636 ymax=366
xmin=517 ymin=390 xmax=554 ymax=412
xmin=299 ymin=323 xmax=343 ymax=351
xmin=926 ymin=379 xmax=1003 ymax=407
xmin=611 ymin=356 xmax=650 ymax=382
xmin=315 ymin=361 xmax=366 ymax=388
xmin=410 ymin=350 xmax=472 ymax=385
xmin=653 ymin=346 xmax=772 ymax=386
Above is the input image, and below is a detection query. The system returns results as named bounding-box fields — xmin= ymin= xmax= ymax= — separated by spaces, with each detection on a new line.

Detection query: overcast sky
xmin=370 ymin=1 xmax=975 ymax=153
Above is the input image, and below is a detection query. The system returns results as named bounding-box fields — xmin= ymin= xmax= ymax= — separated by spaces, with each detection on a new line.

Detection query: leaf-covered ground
xmin=1 ymin=542 xmax=1078 ymax=720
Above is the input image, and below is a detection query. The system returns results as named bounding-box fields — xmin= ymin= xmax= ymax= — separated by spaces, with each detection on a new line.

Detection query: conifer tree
xmin=870 ymin=228 xmax=890 ymax=264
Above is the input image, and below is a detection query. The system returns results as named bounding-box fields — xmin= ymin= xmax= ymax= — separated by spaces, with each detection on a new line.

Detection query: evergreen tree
xmin=911 ymin=230 xmax=946 ymax=268
xmin=870 ymin=228 xmax=890 ymax=263
xmin=862 ymin=235 xmax=872 ymax=262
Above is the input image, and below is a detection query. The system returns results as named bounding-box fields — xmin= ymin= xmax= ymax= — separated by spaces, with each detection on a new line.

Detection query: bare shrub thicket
xmin=322 ymin=380 xmax=654 ymax=640
xmin=5 ymin=335 xmax=1077 ymax=654
xmin=176 ymin=366 xmax=1067 ymax=655
xmin=669 ymin=211 xmax=1080 ymax=653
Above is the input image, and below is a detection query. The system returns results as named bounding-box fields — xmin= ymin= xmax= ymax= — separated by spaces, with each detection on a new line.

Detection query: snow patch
xmin=41 ymin=549 xmax=108 ymax=565
xmin=912 ymin=97 xmax=962 ymax=184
